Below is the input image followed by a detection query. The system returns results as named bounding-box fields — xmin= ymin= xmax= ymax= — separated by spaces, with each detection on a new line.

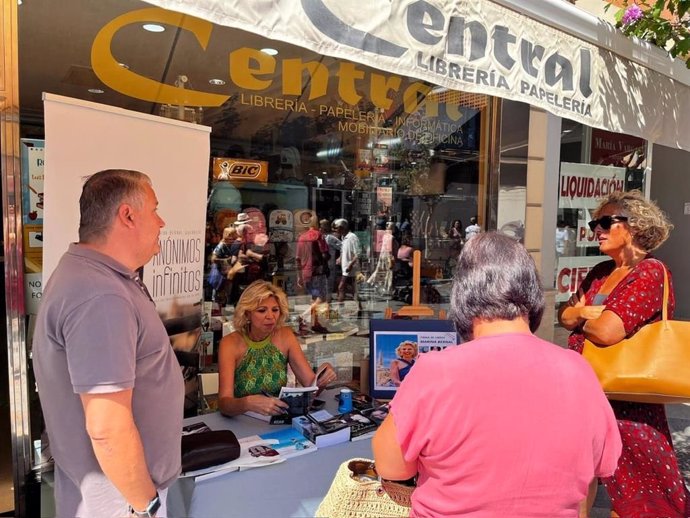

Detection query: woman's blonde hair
xmin=233 ymin=280 xmax=289 ymax=332
xmin=594 ymin=190 xmax=673 ymax=252
xmin=396 ymin=341 xmax=418 ymax=358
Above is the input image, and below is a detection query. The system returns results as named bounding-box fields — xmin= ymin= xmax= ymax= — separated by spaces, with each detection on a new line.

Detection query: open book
xmin=244 ymin=365 xmax=329 ymax=423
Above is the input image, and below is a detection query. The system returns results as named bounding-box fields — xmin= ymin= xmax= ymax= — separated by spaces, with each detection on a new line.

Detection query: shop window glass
xmin=17 ymin=2 xmax=493 ymax=405
xmin=554 ymin=121 xmax=647 ymax=345
xmin=200 ymin=36 xmax=491 ymax=387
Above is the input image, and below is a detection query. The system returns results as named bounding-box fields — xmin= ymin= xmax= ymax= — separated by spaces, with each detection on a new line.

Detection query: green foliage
xmin=606 ymin=0 xmax=690 ymax=67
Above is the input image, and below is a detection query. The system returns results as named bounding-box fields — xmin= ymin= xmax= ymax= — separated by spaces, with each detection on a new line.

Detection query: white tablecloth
xmin=167 ymin=389 xmax=373 ymax=518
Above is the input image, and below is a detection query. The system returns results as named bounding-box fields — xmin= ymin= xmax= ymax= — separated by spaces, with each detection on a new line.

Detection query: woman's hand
xmin=314 ymin=362 xmax=337 ymax=390
xmin=579 ymin=305 xmax=606 ymax=320
xmin=247 ymin=394 xmax=289 ymax=416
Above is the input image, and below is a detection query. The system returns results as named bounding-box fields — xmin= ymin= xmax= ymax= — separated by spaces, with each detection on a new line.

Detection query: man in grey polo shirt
xmin=33 ymin=169 xmax=184 ymax=518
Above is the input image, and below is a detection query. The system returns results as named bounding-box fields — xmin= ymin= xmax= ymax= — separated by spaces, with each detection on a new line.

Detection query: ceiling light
xmin=260 ymin=48 xmax=278 ymax=56
xmin=88 ymin=88 xmax=104 ymax=94
xmin=143 ymin=23 xmax=165 ymax=33
xmin=208 ymin=78 xmax=226 ymax=86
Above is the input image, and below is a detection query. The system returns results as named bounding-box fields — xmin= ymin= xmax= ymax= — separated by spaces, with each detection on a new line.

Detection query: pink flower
xmin=622 ymin=4 xmax=644 ymax=25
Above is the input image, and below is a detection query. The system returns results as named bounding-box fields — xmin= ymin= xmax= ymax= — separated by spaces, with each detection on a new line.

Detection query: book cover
xmin=339 ymin=412 xmax=378 ymax=440
xmin=182 ymin=421 xmax=212 ymax=435
xmin=292 ymin=415 xmax=351 ymax=447
xmin=244 ymin=365 xmax=329 ymax=423
xmin=360 ymin=403 xmax=390 ymax=426
xmin=244 ymin=411 xmax=292 ymax=425
xmin=255 ymin=428 xmax=317 ymax=459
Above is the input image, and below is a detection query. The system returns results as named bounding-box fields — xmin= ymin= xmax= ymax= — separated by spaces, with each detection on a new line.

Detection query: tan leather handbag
xmin=582 ymin=265 xmax=690 ymax=404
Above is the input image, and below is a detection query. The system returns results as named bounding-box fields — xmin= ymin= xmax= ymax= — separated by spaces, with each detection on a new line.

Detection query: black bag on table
xmin=181 ymin=430 xmax=240 ymax=472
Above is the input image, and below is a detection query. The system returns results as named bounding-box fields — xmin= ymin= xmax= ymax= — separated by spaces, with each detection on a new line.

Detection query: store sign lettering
xmin=557 ymin=266 xmax=591 ymax=294
xmin=302 ymin=0 xmax=593 ymax=99
xmin=91 ymin=8 xmax=460 ymax=119
xmin=560 ymin=175 xmax=623 ymax=200
xmin=212 ymin=158 xmax=268 ymax=182
xmin=555 ymin=256 xmax=603 ymax=302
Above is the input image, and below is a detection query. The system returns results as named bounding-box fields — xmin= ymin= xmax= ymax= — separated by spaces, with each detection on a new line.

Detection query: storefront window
xmin=17 ymin=1 xmax=495 ymax=410
xmin=554 ymin=121 xmax=647 ymax=345
xmin=199 ymin=35 xmax=492 ymax=387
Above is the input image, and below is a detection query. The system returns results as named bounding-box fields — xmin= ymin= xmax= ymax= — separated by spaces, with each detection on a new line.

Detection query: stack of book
xmin=291 ymin=390 xmax=391 ymax=445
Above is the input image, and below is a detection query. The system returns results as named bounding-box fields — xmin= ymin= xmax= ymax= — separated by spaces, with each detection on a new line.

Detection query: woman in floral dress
xmin=558 ymin=190 xmax=688 ymax=517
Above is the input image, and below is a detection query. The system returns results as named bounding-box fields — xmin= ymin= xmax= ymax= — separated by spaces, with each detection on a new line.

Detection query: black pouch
xmin=181 ymin=430 xmax=240 ymax=472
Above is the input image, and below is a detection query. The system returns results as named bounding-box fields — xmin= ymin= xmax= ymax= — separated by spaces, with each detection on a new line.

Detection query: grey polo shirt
xmin=33 ymin=243 xmax=184 ymax=517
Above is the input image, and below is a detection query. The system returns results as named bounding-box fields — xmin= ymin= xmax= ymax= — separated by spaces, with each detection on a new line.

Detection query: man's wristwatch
xmin=130 ymin=493 xmax=161 ymax=518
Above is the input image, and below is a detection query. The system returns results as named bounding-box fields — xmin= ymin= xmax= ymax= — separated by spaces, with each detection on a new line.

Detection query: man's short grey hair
xmin=79 ymin=169 xmax=151 ymax=244
xmin=449 ymin=232 xmax=544 ymax=341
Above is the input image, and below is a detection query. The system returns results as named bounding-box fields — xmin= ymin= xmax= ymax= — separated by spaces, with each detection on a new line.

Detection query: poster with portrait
xmin=43 ymin=94 xmax=211 ymax=412
xmin=369 ymin=319 xmax=459 ymax=399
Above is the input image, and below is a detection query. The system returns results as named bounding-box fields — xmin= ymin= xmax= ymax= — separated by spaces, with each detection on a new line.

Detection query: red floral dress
xmin=568 ymin=257 xmax=689 ymax=518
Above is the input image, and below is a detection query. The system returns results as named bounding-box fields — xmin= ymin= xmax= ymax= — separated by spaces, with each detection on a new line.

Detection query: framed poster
xmin=21 ymin=139 xmax=45 ymax=225
xmin=369 ymin=319 xmax=460 ymax=400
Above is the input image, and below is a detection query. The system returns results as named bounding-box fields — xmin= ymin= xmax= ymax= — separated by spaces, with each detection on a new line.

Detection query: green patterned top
xmin=234 ymin=333 xmax=287 ymax=398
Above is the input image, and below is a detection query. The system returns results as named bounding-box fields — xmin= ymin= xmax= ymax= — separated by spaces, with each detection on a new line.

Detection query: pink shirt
xmin=390 ymin=333 xmax=621 ymax=517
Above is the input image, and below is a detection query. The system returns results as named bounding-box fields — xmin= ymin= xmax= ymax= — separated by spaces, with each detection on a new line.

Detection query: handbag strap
xmin=659 ymin=261 xmax=670 ymax=322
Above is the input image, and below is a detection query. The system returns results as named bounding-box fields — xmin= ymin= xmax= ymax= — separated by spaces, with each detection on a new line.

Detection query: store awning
xmin=144 ymin=0 xmax=690 ymax=151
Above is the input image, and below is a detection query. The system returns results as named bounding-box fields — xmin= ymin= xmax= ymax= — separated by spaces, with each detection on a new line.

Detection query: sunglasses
xmin=588 ymin=215 xmax=628 ymax=232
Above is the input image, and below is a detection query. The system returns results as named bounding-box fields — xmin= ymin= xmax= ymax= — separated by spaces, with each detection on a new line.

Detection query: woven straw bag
xmin=316 ymin=458 xmax=413 ymax=518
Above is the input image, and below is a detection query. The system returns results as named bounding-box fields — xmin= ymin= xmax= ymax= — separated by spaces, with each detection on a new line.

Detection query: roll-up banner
xmin=135 ymin=0 xmax=690 ymax=151
xmin=42 ymin=94 xmax=210 ymax=367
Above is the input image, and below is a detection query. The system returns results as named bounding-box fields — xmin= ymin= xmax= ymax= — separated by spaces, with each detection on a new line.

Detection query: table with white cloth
xmin=167 ymin=388 xmax=374 ymax=518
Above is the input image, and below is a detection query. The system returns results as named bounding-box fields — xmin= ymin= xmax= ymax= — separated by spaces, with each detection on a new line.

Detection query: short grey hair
xmin=333 ymin=218 xmax=349 ymax=231
xmin=79 ymin=169 xmax=151 ymax=244
xmin=449 ymin=232 xmax=544 ymax=341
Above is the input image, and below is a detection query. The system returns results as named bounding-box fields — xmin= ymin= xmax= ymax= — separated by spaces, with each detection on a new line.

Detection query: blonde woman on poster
xmin=390 ymin=340 xmax=418 ymax=386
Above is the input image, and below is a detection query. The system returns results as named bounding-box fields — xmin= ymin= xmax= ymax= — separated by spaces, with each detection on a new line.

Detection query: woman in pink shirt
xmin=373 ymin=233 xmax=622 ymax=517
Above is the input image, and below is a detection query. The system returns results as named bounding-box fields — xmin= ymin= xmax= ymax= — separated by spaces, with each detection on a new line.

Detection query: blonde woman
xmin=558 ymin=190 xmax=687 ymax=517
xmin=390 ymin=340 xmax=418 ymax=386
xmin=218 ymin=281 xmax=335 ymax=417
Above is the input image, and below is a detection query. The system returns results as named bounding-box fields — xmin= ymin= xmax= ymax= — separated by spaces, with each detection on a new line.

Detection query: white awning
xmin=144 ymin=0 xmax=690 ymax=151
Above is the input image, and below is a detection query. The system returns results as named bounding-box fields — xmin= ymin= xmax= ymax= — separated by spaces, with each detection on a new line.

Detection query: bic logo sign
xmin=212 ymin=158 xmax=268 ymax=183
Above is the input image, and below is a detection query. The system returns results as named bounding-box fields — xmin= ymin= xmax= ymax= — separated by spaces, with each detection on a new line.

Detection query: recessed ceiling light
xmin=88 ymin=88 xmax=104 ymax=94
xmin=143 ymin=23 xmax=165 ymax=33
xmin=208 ymin=78 xmax=226 ymax=86
xmin=260 ymin=48 xmax=278 ymax=56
